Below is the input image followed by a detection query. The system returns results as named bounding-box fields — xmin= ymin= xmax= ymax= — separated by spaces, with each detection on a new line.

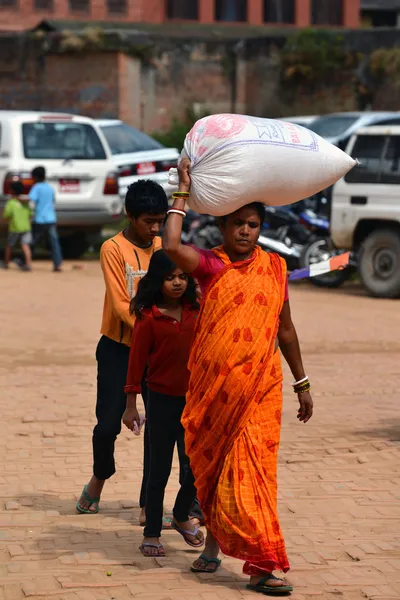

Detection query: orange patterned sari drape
xmin=182 ymin=246 xmax=290 ymax=575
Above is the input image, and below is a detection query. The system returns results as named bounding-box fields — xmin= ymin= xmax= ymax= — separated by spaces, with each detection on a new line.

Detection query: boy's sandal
xmin=76 ymin=484 xmax=100 ymax=514
xmin=139 ymin=543 xmax=165 ymax=557
xmin=246 ymin=574 xmax=293 ymax=595
xmin=190 ymin=554 xmax=222 ymax=573
xmin=171 ymin=520 xmax=205 ymax=548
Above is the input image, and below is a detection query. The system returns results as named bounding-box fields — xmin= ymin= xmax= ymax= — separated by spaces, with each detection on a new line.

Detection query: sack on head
xmin=169 ymin=114 xmax=357 ymax=216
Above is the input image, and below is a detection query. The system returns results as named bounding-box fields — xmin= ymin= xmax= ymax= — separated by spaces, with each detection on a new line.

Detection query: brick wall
xmin=0 ymin=0 xmax=360 ymax=31
xmin=0 ymin=44 xmax=119 ymax=118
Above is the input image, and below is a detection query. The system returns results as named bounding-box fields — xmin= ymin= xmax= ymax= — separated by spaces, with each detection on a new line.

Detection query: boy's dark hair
xmin=10 ymin=180 xmax=24 ymax=196
xmin=131 ymin=249 xmax=199 ymax=318
xmin=220 ymin=202 xmax=265 ymax=225
xmin=125 ymin=180 xmax=168 ymax=219
xmin=32 ymin=166 xmax=46 ymax=182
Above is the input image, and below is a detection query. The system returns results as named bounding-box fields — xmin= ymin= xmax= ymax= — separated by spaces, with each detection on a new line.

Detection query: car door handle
xmin=350 ymin=196 xmax=368 ymax=205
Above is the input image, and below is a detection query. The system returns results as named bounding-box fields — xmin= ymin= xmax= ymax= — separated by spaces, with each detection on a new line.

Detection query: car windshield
xmin=100 ymin=123 xmax=164 ymax=154
xmin=23 ymin=122 xmax=107 ymax=159
xmin=309 ymin=115 xmax=359 ymax=138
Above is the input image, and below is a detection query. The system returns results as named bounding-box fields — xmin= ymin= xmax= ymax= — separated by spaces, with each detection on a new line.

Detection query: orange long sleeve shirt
xmin=100 ymin=231 xmax=162 ymax=346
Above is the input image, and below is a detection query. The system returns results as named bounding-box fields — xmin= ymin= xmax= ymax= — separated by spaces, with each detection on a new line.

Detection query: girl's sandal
xmin=171 ymin=520 xmax=204 ymax=548
xmin=76 ymin=484 xmax=100 ymax=514
xmin=139 ymin=543 xmax=165 ymax=557
xmin=190 ymin=554 xmax=222 ymax=573
xmin=246 ymin=574 xmax=293 ymax=595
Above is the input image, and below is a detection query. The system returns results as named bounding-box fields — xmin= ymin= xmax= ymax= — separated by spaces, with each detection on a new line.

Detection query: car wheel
xmin=300 ymin=237 xmax=350 ymax=288
xmin=359 ymin=229 xmax=400 ymax=298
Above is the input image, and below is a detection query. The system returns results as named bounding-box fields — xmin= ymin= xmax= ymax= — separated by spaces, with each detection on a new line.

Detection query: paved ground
xmin=0 ymin=261 xmax=399 ymax=600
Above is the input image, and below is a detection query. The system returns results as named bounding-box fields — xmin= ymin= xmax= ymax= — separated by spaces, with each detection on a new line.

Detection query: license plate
xmin=59 ymin=179 xmax=80 ymax=193
xmin=137 ymin=162 xmax=156 ymax=176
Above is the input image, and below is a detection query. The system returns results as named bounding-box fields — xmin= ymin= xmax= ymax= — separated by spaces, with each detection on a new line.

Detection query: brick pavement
xmin=0 ymin=261 xmax=399 ymax=600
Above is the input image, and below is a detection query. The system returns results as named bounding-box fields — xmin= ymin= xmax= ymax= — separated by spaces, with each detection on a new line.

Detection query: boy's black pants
xmin=92 ymin=335 xmax=203 ymax=522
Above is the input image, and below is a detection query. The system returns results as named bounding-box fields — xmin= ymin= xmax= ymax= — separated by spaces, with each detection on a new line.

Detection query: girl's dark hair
xmin=130 ymin=249 xmax=199 ymax=318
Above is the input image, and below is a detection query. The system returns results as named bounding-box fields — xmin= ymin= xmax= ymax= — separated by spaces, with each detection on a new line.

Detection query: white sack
xmin=168 ymin=114 xmax=356 ymax=216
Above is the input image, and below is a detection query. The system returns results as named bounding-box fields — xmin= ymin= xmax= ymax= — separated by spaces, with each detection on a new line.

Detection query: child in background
xmin=2 ymin=180 xmax=32 ymax=271
xmin=29 ymin=166 xmax=63 ymax=272
xmin=123 ymin=249 xmax=204 ymax=557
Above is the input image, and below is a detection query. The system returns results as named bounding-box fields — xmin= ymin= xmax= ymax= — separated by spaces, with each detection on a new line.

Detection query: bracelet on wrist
xmin=294 ymin=382 xmax=311 ymax=394
xmin=172 ymin=191 xmax=190 ymax=198
xmin=167 ymin=209 xmax=186 ymax=218
xmin=292 ymin=375 xmax=308 ymax=387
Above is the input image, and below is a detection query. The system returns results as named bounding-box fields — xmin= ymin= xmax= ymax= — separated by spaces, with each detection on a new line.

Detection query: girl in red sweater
xmin=123 ymin=250 xmax=204 ymax=557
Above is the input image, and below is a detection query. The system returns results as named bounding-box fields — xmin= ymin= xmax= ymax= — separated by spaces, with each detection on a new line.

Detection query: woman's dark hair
xmin=130 ymin=249 xmax=199 ymax=318
xmin=219 ymin=202 xmax=265 ymax=225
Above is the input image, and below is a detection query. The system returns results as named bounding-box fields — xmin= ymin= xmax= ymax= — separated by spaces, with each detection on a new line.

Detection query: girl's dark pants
xmin=92 ymin=335 xmax=202 ymax=521
xmin=144 ymin=389 xmax=197 ymax=539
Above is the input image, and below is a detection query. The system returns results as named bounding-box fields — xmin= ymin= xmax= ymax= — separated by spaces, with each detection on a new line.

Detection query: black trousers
xmin=92 ymin=336 xmax=131 ymax=480
xmin=93 ymin=335 xmax=203 ymax=522
xmin=139 ymin=394 xmax=202 ymax=520
xmin=144 ymin=390 xmax=197 ymax=539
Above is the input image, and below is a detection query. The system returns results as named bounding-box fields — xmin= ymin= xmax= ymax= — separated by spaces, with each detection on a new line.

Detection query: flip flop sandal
xmin=139 ymin=543 xmax=165 ymax=557
xmin=246 ymin=574 xmax=293 ymax=595
xmin=190 ymin=554 xmax=222 ymax=573
xmin=171 ymin=520 xmax=205 ymax=548
xmin=76 ymin=484 xmax=100 ymax=514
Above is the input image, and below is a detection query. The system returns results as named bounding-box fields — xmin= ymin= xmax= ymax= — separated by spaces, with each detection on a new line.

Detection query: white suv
xmin=331 ymin=125 xmax=400 ymax=298
xmin=0 ymin=111 xmax=121 ymax=258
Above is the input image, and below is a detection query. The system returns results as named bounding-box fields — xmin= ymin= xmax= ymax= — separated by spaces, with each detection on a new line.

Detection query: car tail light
xmin=103 ymin=171 xmax=119 ymax=195
xmin=160 ymin=160 xmax=177 ymax=172
xmin=119 ymin=167 xmax=133 ymax=178
xmin=3 ymin=171 xmax=34 ymax=195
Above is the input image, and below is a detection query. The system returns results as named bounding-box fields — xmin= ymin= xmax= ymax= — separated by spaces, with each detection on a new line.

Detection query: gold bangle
xmin=172 ymin=191 xmax=189 ymax=197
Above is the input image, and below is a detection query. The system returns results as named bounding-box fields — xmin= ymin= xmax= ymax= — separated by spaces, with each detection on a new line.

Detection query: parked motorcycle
xmin=182 ymin=211 xmax=223 ymax=249
xmin=257 ymin=206 xmax=309 ymax=271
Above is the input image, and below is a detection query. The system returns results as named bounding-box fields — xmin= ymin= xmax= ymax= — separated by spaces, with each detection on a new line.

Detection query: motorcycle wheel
xmin=300 ymin=237 xmax=350 ymax=288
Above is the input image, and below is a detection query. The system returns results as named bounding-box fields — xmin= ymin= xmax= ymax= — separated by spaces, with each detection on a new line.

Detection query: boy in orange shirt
xmin=77 ymin=180 xmax=167 ymax=514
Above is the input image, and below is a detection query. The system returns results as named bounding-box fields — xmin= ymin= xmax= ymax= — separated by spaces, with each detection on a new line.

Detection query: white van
xmin=331 ymin=125 xmax=400 ymax=298
xmin=0 ymin=111 xmax=122 ymax=258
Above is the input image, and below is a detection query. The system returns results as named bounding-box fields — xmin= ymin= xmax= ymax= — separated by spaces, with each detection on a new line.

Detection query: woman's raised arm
xmin=162 ymin=158 xmax=201 ymax=274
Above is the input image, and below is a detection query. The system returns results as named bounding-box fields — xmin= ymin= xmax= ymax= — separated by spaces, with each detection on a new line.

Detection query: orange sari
xmin=182 ymin=245 xmax=290 ymax=575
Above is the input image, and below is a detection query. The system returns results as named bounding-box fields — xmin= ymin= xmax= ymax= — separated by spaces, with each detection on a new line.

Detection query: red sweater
xmin=125 ymin=304 xmax=198 ymax=397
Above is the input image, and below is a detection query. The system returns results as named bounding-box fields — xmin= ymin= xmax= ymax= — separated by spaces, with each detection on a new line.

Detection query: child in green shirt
xmin=3 ymin=180 xmax=32 ymax=271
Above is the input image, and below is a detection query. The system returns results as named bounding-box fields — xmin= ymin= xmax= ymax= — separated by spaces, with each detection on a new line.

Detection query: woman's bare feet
xmin=191 ymin=528 xmax=220 ymax=572
xmin=77 ymin=476 xmax=104 ymax=513
xmin=140 ymin=537 xmax=165 ymax=557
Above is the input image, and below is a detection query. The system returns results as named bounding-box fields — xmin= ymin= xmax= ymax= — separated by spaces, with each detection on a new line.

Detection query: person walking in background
xmin=123 ymin=249 xmax=204 ymax=557
xmin=162 ymin=159 xmax=313 ymax=595
xmin=76 ymin=180 xmax=167 ymax=516
xmin=2 ymin=180 xmax=32 ymax=272
xmin=29 ymin=166 xmax=63 ymax=272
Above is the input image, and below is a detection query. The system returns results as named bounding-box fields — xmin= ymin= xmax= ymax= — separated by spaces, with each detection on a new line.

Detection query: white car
xmin=0 ymin=111 xmax=121 ymax=258
xmin=96 ymin=120 xmax=179 ymax=199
